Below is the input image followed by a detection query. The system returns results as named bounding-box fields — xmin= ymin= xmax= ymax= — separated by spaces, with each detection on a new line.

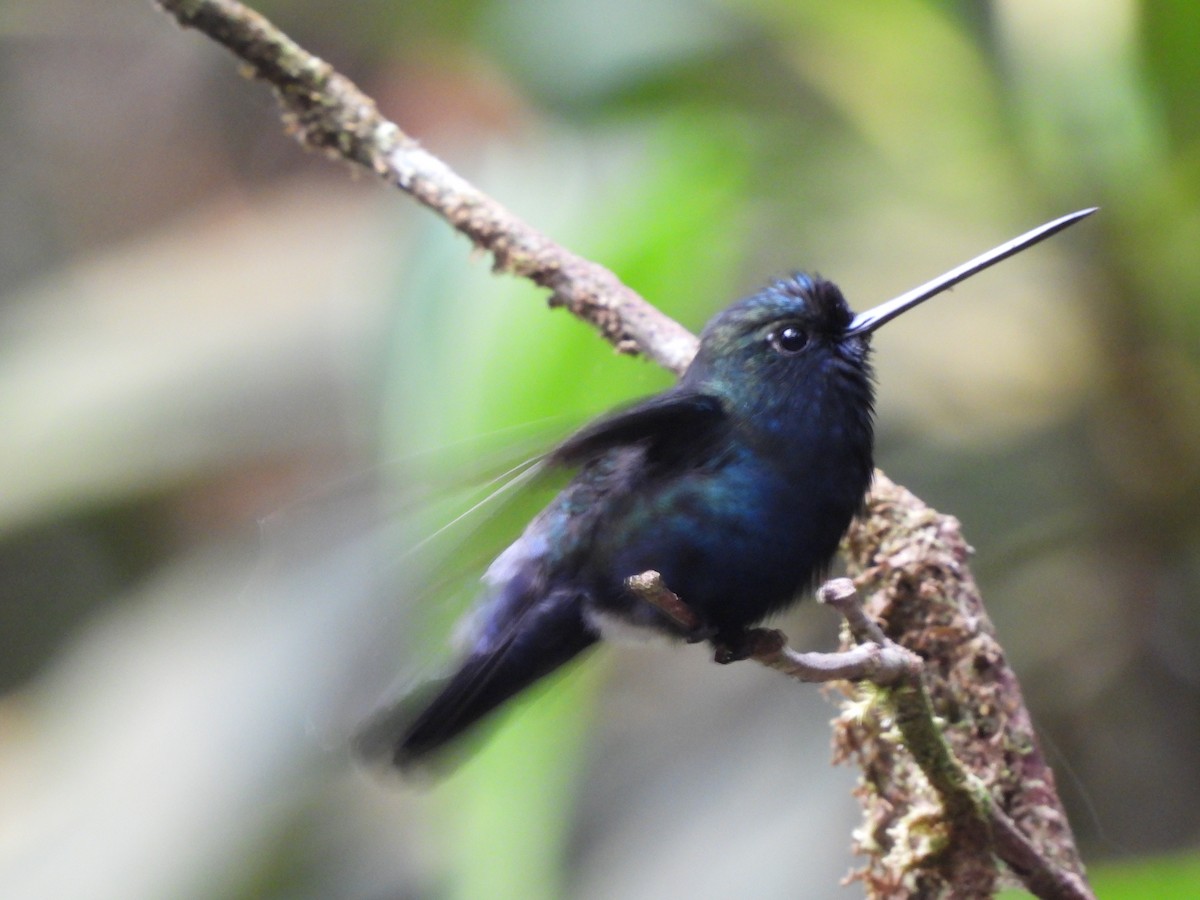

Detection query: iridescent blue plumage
xmin=361 ymin=208 xmax=1096 ymax=768
xmin=388 ymin=274 xmax=876 ymax=765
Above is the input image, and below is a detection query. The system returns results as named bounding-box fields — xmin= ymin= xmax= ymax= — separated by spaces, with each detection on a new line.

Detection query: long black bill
xmin=845 ymin=207 xmax=1097 ymax=337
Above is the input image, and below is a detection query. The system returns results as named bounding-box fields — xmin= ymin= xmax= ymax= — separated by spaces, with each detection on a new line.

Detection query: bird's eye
xmin=768 ymin=325 xmax=809 ymax=355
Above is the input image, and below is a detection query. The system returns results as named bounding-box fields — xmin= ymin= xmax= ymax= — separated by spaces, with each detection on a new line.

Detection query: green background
xmin=1 ymin=1 xmax=1197 ymax=897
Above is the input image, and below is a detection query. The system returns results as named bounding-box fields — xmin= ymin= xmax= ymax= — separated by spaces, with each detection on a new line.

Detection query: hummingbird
xmin=367 ymin=209 xmax=1095 ymax=768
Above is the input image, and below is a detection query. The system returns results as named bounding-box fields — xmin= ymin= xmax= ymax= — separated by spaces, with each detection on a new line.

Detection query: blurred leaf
xmin=480 ymin=0 xmax=730 ymax=108
xmin=1139 ymin=0 xmax=1200 ymax=149
xmin=999 ymin=851 xmax=1200 ymax=900
xmin=1090 ymin=852 xmax=1200 ymax=899
xmin=442 ymin=660 xmax=604 ymax=900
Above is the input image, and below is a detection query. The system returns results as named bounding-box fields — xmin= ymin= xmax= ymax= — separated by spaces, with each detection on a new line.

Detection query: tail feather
xmin=358 ymin=590 xmax=597 ymax=769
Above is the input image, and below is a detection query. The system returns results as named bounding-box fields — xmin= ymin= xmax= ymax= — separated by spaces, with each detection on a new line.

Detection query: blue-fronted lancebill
xmin=370 ymin=208 xmax=1095 ymax=768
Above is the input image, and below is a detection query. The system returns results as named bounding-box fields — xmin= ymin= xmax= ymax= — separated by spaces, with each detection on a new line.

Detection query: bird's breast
xmin=589 ymin=444 xmax=865 ymax=634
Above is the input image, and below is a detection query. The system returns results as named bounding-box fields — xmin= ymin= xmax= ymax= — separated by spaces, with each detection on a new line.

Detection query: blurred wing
xmin=548 ymin=388 xmax=727 ymax=468
xmin=356 ymin=489 xmax=602 ymax=769
xmin=360 ymin=421 xmax=679 ymax=769
xmin=357 ymin=391 xmax=728 ymax=768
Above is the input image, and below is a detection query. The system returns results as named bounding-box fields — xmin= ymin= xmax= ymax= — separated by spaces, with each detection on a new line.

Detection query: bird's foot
xmin=711 ymin=628 xmax=784 ymax=664
xmin=683 ymin=623 xmax=718 ymax=644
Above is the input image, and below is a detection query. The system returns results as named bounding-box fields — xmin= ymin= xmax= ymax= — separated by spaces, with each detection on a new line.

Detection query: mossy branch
xmin=838 ymin=473 xmax=1092 ymax=898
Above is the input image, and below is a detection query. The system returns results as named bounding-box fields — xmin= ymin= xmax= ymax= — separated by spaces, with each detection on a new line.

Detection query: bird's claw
xmin=711 ymin=627 xmax=784 ymax=664
xmin=711 ymin=630 xmax=754 ymax=664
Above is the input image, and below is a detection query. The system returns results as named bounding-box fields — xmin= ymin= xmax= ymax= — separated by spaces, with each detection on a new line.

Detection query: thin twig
xmin=819 ymin=577 xmax=887 ymax=645
xmin=747 ymin=631 xmax=920 ymax=685
xmin=627 ymin=571 xmax=920 ymax=684
xmin=625 ymin=569 xmax=702 ymax=633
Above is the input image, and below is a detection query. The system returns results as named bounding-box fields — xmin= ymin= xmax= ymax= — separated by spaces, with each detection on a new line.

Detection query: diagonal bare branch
xmin=155 ymin=0 xmax=700 ymax=375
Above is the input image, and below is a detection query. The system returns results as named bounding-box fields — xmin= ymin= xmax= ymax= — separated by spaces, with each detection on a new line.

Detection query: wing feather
xmin=549 ymin=389 xmax=726 ymax=468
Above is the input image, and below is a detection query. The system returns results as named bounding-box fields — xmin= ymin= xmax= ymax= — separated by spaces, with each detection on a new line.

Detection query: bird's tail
xmin=357 ymin=590 xmax=597 ymax=770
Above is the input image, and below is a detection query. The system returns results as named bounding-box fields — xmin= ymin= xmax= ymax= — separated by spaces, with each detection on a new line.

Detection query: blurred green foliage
xmin=1000 ymin=851 xmax=1200 ymax=900
xmin=1 ymin=1 xmax=1198 ymax=898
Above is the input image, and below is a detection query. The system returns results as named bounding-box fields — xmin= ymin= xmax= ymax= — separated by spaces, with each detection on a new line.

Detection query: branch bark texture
xmin=155 ymin=0 xmax=699 ymax=376
xmin=839 ymin=473 xmax=1092 ymax=898
xmin=153 ymin=3 xmax=1093 ymax=897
